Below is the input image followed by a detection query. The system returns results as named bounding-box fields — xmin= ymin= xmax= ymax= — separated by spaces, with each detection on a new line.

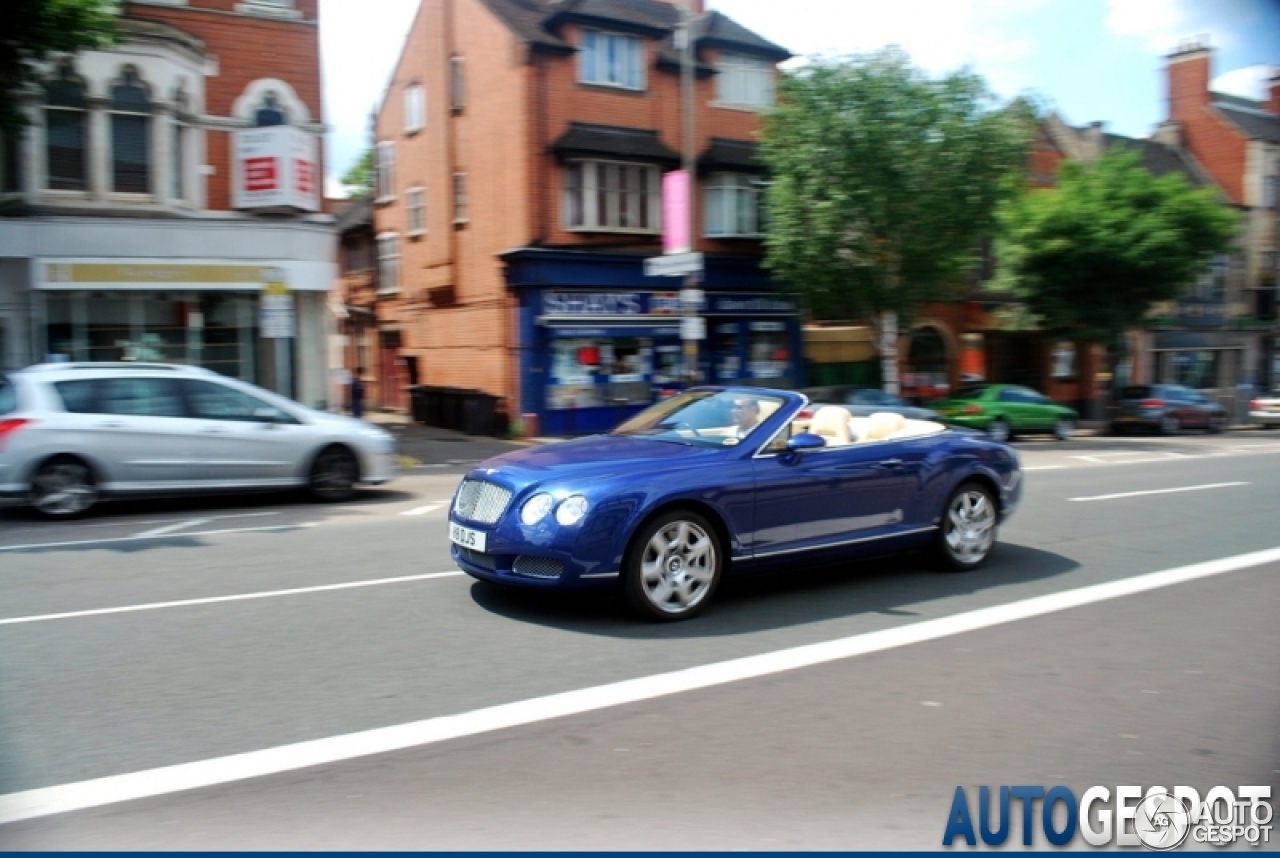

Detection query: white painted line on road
xmin=1067 ymin=481 xmax=1249 ymax=502
xmin=133 ymin=518 xmax=210 ymax=538
xmin=1023 ymin=465 xmax=1067 ymax=471
xmin=0 ymin=523 xmax=318 ymax=553
xmin=3 ymin=544 xmax=1279 ymax=825
xmin=0 ymin=571 xmax=465 ymax=627
xmin=400 ymin=504 xmax=442 ymax=516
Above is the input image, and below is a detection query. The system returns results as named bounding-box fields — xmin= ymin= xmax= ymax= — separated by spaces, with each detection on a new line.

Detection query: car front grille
xmin=453 ymin=479 xmax=512 ymax=525
xmin=457 ymin=546 xmax=497 ymax=571
xmin=513 ymin=555 xmax=564 ymax=579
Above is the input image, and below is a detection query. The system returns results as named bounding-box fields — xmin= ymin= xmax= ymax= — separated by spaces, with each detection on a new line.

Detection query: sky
xmin=318 ymin=0 xmax=1280 ymax=198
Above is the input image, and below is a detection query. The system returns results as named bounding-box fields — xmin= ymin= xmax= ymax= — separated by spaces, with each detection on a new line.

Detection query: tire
xmin=1207 ymin=414 xmax=1227 ymax=434
xmin=1053 ymin=417 xmax=1074 ymax=441
xmin=935 ymin=481 xmax=998 ymax=571
xmin=623 ymin=509 xmax=723 ymax=621
xmin=30 ymin=456 xmax=99 ymax=519
xmin=1160 ymin=415 xmax=1180 ymax=436
xmin=987 ymin=418 xmax=1012 ymax=444
xmin=308 ymin=445 xmax=358 ymax=502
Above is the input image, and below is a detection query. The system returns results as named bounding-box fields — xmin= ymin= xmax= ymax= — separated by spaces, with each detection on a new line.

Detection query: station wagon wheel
xmin=31 ymin=456 xmax=98 ymax=519
xmin=624 ymin=509 xmax=723 ymax=621
xmin=1160 ymin=415 xmax=1180 ymax=436
xmin=308 ymin=445 xmax=358 ymax=502
xmin=1208 ymin=413 xmax=1227 ymax=434
xmin=936 ymin=481 xmax=997 ymax=571
xmin=987 ymin=418 xmax=1011 ymax=444
xmin=1053 ymin=417 xmax=1074 ymax=440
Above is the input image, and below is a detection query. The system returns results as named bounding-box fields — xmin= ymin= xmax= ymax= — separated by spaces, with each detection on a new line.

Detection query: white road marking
xmin=0 ymin=571 xmax=465 ymax=626
xmin=3 ymin=544 xmax=1278 ymax=825
xmin=1023 ymin=465 xmax=1067 ymax=471
xmin=0 ymin=523 xmax=317 ymax=553
xmin=400 ymin=504 xmax=441 ymax=516
xmin=6 ymin=511 xmax=282 ymax=534
xmin=1067 ymin=482 xmax=1249 ymax=502
xmin=133 ymin=519 xmax=210 ymax=538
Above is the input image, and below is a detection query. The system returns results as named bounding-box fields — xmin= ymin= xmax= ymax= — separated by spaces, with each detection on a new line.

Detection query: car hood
xmin=473 ymin=434 xmax=721 ymax=486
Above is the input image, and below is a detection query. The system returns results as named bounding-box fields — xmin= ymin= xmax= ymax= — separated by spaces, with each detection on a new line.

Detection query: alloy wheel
xmin=31 ymin=459 xmax=98 ymax=518
xmin=1053 ymin=418 xmax=1074 ymax=441
xmin=631 ymin=515 xmax=720 ymax=619
xmin=940 ymin=485 xmax=996 ymax=568
xmin=309 ymin=447 xmax=358 ymax=502
xmin=987 ymin=419 xmax=1011 ymax=444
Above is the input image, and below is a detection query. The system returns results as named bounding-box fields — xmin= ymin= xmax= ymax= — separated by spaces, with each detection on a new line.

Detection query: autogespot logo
xmin=942 ymin=785 xmax=1273 ymax=849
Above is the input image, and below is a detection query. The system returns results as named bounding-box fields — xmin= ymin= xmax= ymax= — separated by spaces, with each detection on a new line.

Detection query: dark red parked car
xmin=1107 ymin=384 xmax=1229 ymax=435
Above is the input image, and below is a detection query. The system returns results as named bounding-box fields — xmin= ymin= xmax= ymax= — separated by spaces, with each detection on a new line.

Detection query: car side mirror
xmin=784 ymin=432 xmax=826 ymax=460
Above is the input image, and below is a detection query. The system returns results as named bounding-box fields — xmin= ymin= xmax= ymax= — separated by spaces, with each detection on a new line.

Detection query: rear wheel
xmin=624 ymin=509 xmax=723 ymax=621
xmin=987 ymin=418 xmax=1011 ymax=444
xmin=1053 ymin=417 xmax=1074 ymax=440
xmin=308 ymin=445 xmax=358 ymax=502
xmin=1207 ymin=414 xmax=1227 ymax=434
xmin=31 ymin=456 xmax=98 ymax=519
xmin=1160 ymin=415 xmax=1180 ymax=436
xmin=935 ymin=481 xmax=997 ymax=571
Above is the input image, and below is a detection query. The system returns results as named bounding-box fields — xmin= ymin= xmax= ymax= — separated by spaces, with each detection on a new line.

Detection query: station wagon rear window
xmin=0 ymin=376 xmax=15 ymax=414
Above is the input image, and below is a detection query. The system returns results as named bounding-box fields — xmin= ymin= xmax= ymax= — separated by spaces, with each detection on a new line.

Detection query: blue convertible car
xmin=449 ymin=387 xmax=1022 ymax=621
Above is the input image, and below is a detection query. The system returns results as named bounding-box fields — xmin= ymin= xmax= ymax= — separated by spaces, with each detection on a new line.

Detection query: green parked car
xmin=930 ymin=384 xmax=1077 ymax=443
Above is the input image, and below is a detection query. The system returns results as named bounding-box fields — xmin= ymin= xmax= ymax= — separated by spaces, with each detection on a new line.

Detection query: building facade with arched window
xmin=0 ymin=1 xmax=334 ymax=408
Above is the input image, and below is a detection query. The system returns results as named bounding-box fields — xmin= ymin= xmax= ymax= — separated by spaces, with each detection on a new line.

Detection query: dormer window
xmin=578 ymin=29 xmax=644 ymax=90
xmin=716 ymin=52 xmax=774 ymax=109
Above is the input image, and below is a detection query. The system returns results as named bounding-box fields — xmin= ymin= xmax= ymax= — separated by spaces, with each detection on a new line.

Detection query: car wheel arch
xmin=305 ymin=442 xmax=362 ymax=482
xmin=938 ymin=471 xmax=1002 ymax=525
xmin=621 ymin=499 xmax=736 ymax=573
xmin=26 ymin=451 xmax=107 ymax=490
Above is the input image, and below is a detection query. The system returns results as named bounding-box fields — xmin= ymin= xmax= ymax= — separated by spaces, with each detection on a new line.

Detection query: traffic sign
xmin=644 ymin=251 xmax=704 ymax=278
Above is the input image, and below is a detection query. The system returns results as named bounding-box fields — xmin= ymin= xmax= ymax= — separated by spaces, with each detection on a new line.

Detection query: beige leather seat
xmin=808 ymin=406 xmax=853 ymax=446
xmin=862 ymin=411 xmax=906 ymax=442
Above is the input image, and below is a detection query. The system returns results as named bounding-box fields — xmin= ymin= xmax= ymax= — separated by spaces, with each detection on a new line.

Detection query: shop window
xmin=253 ymin=91 xmax=288 ymax=127
xmin=747 ymin=321 xmax=788 ymax=380
xmin=578 ymin=29 xmax=644 ymax=90
xmin=44 ymin=64 xmax=88 ymax=191
xmin=705 ymin=173 xmax=762 ymax=237
xmin=562 ymin=160 xmax=659 ymax=232
xmin=714 ymin=322 xmax=741 ymax=381
xmin=110 ymin=66 xmax=152 ymax=194
xmin=716 ymin=52 xmax=774 ymax=109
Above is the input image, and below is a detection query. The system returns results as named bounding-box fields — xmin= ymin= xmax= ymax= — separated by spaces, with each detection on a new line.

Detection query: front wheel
xmin=987 ymin=418 xmax=1011 ymax=444
xmin=1053 ymin=417 xmax=1074 ymax=441
xmin=31 ymin=456 xmax=99 ymax=519
xmin=624 ymin=510 xmax=723 ymax=621
xmin=1207 ymin=414 xmax=1227 ymax=434
xmin=1160 ymin=415 xmax=1180 ymax=436
xmin=935 ymin=481 xmax=998 ymax=571
xmin=308 ymin=445 xmax=358 ymax=502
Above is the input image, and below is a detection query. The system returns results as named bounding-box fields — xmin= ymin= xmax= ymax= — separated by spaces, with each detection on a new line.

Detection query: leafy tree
xmin=340 ymin=149 xmax=373 ymax=199
xmin=996 ymin=146 xmax=1238 ymax=373
xmin=0 ymin=0 xmax=118 ymax=134
xmin=759 ymin=48 xmax=1030 ymax=392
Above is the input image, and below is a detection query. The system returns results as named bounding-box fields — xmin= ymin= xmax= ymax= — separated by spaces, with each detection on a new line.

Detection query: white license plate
xmin=450 ymin=522 xmax=486 ymax=553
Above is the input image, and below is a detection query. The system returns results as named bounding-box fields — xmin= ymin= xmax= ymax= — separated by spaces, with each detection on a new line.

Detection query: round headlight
xmin=555 ymin=494 xmax=590 ymax=526
xmin=520 ymin=492 xmax=554 ymax=525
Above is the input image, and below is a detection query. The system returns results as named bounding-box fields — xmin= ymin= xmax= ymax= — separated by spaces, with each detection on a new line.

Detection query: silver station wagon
xmin=0 ymin=362 xmax=396 ymax=518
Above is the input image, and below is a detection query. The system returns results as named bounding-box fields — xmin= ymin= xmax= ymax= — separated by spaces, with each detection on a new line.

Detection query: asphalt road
xmin=0 ymin=431 xmax=1277 ymax=848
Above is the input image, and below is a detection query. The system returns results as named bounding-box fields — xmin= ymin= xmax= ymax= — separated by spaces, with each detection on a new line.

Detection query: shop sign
xmin=1176 ymin=297 xmax=1226 ymax=327
xmin=232 ymin=126 xmax=319 ymax=212
xmin=541 ymin=291 xmax=798 ymax=319
xmin=706 ymin=294 xmax=797 ymax=316
xmin=37 ymin=260 xmax=276 ymax=290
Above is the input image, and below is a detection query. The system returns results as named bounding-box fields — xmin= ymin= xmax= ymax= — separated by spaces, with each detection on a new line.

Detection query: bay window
xmin=562 ymin=160 xmax=659 ymax=231
xmin=704 ymin=173 xmax=762 ymax=237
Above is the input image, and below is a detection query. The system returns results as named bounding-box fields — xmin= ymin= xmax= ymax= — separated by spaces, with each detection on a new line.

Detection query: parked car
xmin=0 ymin=362 xmax=396 ymax=518
xmin=929 ymin=384 xmax=1077 ymax=443
xmin=1248 ymin=389 xmax=1280 ymax=429
xmin=799 ymin=385 xmax=940 ymax=421
xmin=1106 ymin=384 xmax=1229 ymax=435
xmin=448 ymin=387 xmax=1022 ymax=621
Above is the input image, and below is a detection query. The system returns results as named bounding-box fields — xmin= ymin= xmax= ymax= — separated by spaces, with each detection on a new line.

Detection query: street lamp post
xmin=677 ymin=0 xmax=700 ymax=384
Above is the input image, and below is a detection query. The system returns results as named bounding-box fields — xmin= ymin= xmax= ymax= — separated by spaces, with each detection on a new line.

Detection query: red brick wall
xmin=122 ymin=0 xmax=323 ymax=212
xmin=1166 ymin=51 xmax=1247 ymax=204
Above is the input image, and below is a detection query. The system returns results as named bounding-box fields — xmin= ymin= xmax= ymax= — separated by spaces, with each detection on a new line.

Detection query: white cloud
xmin=1212 ymin=63 xmax=1273 ymax=100
xmin=1104 ymin=0 xmax=1237 ymax=54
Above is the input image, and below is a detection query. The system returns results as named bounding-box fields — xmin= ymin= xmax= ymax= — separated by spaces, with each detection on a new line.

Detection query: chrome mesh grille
xmin=453 ymin=479 xmax=512 ymax=525
xmin=458 ymin=547 xmax=497 ymax=571
xmin=513 ymin=555 xmax=564 ymax=579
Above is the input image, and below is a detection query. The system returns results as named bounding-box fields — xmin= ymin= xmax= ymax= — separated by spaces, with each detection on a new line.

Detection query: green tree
xmin=340 ymin=149 xmax=373 ymax=199
xmin=1 ymin=0 xmax=118 ymax=134
xmin=996 ymin=146 xmax=1238 ymax=373
xmin=759 ymin=48 xmax=1030 ymax=392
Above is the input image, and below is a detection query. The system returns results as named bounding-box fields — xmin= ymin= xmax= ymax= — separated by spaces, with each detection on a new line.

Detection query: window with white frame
xmin=377 ymin=233 xmax=400 ymax=294
xmin=109 ymin=67 xmax=153 ymax=194
xmin=716 ymin=52 xmax=774 ymax=109
xmin=375 ymin=141 xmax=395 ymax=202
xmin=578 ymin=29 xmax=644 ymax=90
xmin=562 ymin=160 xmax=659 ymax=231
xmin=404 ymin=84 xmax=424 ymax=134
xmin=452 ymin=172 xmax=467 ymax=223
xmin=450 ymin=57 xmax=465 ymax=111
xmin=44 ymin=65 xmax=88 ymax=192
xmin=407 ymin=186 xmax=424 ymax=235
xmin=704 ymin=172 xmax=762 ymax=237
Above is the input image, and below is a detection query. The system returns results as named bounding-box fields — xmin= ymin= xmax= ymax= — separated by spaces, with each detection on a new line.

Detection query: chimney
xmin=1165 ymin=39 xmax=1212 ymax=123
xmin=1087 ymin=120 xmax=1106 ymax=160
xmin=1268 ymin=69 xmax=1280 ymax=115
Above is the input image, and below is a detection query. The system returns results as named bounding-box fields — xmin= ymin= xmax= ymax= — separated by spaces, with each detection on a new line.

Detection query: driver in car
xmin=731 ymin=397 xmax=761 ymax=438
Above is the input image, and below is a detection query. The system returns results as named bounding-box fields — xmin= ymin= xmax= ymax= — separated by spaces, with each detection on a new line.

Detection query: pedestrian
xmin=350 ymin=367 xmax=366 ymax=419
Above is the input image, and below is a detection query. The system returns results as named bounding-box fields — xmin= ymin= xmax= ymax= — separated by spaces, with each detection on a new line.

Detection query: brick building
xmin=0 ymin=0 xmax=335 ymax=406
xmin=370 ymin=0 xmax=800 ymax=435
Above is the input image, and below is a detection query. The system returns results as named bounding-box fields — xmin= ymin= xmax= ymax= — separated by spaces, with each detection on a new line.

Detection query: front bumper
xmin=1249 ymin=409 xmax=1280 ymax=426
xmin=448 ymin=512 xmax=620 ymax=590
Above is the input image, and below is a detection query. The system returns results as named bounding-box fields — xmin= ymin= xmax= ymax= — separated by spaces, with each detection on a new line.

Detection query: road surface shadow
xmin=468 ymin=542 xmax=1079 ymax=638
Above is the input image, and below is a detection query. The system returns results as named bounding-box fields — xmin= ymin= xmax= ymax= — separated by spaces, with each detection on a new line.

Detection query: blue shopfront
xmin=502 ymin=248 xmax=803 ymax=436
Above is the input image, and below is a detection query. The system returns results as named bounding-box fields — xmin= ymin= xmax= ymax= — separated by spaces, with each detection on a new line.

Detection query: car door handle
xmin=94 ymin=420 xmax=125 ymax=429
xmin=878 ymin=458 xmax=903 ymax=468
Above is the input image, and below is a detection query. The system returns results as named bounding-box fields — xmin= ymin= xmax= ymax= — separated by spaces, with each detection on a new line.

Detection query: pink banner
xmin=663 ymin=170 xmax=690 ymax=254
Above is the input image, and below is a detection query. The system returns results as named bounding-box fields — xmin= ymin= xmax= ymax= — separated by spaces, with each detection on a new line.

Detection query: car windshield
xmin=951 ymin=385 xmax=988 ymax=400
xmin=611 ymin=389 xmax=786 ymax=447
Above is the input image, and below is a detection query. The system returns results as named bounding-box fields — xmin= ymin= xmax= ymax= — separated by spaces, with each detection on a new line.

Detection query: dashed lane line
xmin=3 ymin=545 xmax=1278 ymax=825
xmin=1067 ymin=481 xmax=1249 ymax=502
xmin=133 ymin=519 xmax=211 ymax=538
xmin=0 ymin=523 xmax=318 ymax=553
